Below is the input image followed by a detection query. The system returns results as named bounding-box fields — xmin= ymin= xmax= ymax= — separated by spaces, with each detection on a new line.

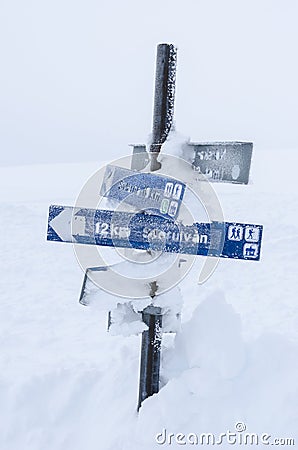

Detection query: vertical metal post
xmin=137 ymin=305 xmax=163 ymax=410
xmin=150 ymin=43 xmax=177 ymax=171
xmin=137 ymin=43 xmax=177 ymax=409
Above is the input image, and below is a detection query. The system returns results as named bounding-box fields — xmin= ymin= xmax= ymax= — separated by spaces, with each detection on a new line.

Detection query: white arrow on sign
xmin=49 ymin=207 xmax=73 ymax=242
xmin=49 ymin=208 xmax=88 ymax=242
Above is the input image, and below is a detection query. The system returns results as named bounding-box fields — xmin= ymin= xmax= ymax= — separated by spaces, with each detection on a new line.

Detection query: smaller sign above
xmin=130 ymin=144 xmax=149 ymax=171
xmin=100 ymin=165 xmax=186 ymax=219
xmin=186 ymin=141 xmax=253 ymax=185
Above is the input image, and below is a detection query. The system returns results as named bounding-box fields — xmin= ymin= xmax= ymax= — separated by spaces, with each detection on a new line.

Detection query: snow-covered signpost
xmin=140 ymin=44 xmax=177 ymax=406
xmin=46 ymin=43 xmax=263 ymax=411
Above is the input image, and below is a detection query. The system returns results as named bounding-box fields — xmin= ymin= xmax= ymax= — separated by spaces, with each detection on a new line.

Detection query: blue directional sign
xmin=100 ymin=165 xmax=186 ymax=219
xmin=47 ymin=205 xmax=263 ymax=261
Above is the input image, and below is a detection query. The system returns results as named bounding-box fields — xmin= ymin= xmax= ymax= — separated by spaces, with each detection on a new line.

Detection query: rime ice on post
xmin=150 ymin=43 xmax=177 ymax=171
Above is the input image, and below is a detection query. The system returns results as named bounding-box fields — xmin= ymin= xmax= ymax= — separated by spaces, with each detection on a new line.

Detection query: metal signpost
xmin=46 ymin=43 xmax=263 ymax=410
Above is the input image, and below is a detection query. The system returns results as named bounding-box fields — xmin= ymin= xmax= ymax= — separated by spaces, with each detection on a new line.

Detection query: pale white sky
xmin=0 ymin=0 xmax=297 ymax=165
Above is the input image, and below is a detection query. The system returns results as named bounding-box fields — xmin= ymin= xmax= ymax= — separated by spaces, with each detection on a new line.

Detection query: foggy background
xmin=0 ymin=0 xmax=297 ymax=166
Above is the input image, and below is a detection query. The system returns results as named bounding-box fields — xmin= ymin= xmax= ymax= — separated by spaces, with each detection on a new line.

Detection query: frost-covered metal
xmin=186 ymin=141 xmax=253 ymax=185
xmin=47 ymin=205 xmax=263 ymax=261
xmin=138 ymin=306 xmax=163 ymax=410
xmin=150 ymin=43 xmax=177 ymax=170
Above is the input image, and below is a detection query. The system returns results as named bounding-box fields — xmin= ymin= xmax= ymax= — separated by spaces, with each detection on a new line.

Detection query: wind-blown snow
xmin=0 ymin=146 xmax=298 ymax=449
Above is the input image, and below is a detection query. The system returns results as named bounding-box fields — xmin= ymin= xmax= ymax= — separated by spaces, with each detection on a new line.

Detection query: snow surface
xmin=1 ymin=145 xmax=298 ymax=449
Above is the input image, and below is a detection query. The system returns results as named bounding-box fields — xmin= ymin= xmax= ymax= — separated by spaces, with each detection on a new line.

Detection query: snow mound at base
xmin=2 ymin=291 xmax=298 ymax=450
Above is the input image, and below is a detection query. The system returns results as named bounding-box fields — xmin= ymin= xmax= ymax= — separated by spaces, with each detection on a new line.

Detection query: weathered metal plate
xmin=186 ymin=141 xmax=253 ymax=184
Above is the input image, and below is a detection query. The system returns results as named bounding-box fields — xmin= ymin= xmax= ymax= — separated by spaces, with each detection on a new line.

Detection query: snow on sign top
xmin=100 ymin=165 xmax=186 ymax=219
